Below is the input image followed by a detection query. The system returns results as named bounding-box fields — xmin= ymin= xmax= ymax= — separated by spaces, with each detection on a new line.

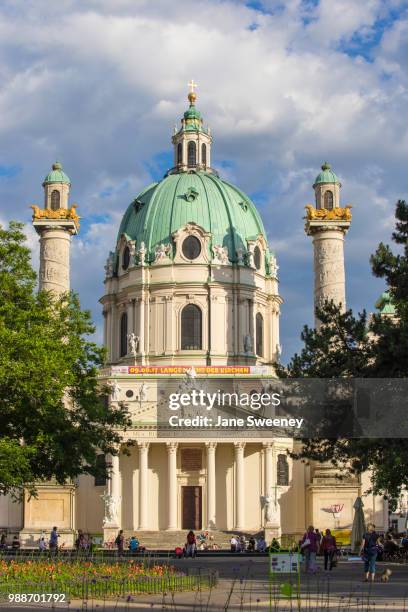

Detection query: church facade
xmin=1 ymin=88 xmax=388 ymax=546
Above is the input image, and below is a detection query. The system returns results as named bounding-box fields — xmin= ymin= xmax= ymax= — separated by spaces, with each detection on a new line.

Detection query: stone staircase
xmin=123 ymin=529 xmax=262 ymax=550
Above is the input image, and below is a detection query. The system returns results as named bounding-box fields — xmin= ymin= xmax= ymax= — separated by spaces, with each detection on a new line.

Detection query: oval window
xmin=182 ymin=235 xmax=201 ymax=260
xmin=254 ymin=246 xmax=262 ymax=270
xmin=122 ymin=246 xmax=130 ymax=270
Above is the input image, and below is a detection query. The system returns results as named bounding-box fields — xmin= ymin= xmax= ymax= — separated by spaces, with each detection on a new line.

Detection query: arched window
xmin=122 ymin=246 xmax=130 ymax=270
xmin=181 ymin=304 xmax=202 ymax=350
xmin=201 ymin=143 xmax=207 ymax=167
xmin=324 ymin=190 xmax=334 ymax=210
xmin=254 ymin=246 xmax=262 ymax=270
xmin=187 ymin=141 xmax=196 ymax=167
xmin=256 ymin=313 xmax=263 ymax=357
xmin=277 ymin=454 xmax=289 ymax=486
xmin=50 ymin=190 xmax=60 ymax=211
xmin=177 ymin=143 xmax=183 ymax=165
xmin=120 ymin=312 xmax=128 ymax=357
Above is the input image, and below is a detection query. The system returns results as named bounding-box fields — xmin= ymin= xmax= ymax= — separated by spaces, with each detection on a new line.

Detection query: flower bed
xmin=0 ymin=560 xmax=216 ymax=598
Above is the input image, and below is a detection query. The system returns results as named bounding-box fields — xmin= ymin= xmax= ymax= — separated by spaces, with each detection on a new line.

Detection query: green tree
xmin=280 ymin=201 xmax=408 ymax=506
xmin=0 ymin=221 xmax=131 ymax=496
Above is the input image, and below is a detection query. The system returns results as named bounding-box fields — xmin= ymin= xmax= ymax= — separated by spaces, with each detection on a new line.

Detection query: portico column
xmin=263 ymin=442 xmax=274 ymax=497
xmin=167 ymin=443 xmax=178 ymax=530
xmin=234 ymin=442 xmax=245 ymax=529
xmin=138 ymin=442 xmax=150 ymax=529
xmin=206 ymin=442 xmax=217 ymax=529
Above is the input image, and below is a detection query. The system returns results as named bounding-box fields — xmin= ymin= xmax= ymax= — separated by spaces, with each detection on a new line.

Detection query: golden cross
xmin=188 ymin=79 xmax=198 ymax=93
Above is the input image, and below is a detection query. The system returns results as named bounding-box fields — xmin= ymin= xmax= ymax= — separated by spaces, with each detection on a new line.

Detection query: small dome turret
xmin=171 ymin=81 xmax=212 ymax=172
xmin=43 ymin=161 xmax=71 ymax=186
xmin=313 ymin=161 xmax=340 ymax=187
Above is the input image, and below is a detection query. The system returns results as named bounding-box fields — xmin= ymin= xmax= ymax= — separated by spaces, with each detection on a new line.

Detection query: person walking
xmin=320 ymin=529 xmax=337 ymax=571
xmin=49 ymin=526 xmax=59 ymax=553
xmin=301 ymin=525 xmax=319 ymax=573
xmin=115 ymin=529 xmax=124 ymax=555
xmin=360 ymin=523 xmax=379 ymax=582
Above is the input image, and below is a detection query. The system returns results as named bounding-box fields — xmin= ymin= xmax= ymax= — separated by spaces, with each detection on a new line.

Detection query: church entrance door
xmin=182 ymin=486 xmax=202 ymax=530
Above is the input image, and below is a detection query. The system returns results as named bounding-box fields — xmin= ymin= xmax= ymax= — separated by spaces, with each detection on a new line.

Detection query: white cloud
xmin=0 ymin=0 xmax=406 ymax=359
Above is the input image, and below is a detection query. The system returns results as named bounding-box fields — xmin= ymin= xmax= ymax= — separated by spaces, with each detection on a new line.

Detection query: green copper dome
xmin=375 ymin=291 xmax=395 ymax=316
xmin=117 ymin=170 xmax=272 ymax=273
xmin=314 ymin=162 xmax=340 ymax=186
xmin=43 ymin=161 xmax=71 ymax=185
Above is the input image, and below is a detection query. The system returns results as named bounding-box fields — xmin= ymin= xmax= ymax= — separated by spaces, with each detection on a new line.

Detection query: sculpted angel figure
xmin=212 ymin=244 xmax=229 ymax=264
xmin=154 ymin=243 xmax=172 ymax=262
xmin=137 ymin=242 xmax=146 ymax=266
xmin=127 ymin=332 xmax=139 ymax=356
xmin=101 ymin=492 xmax=118 ymax=524
xmin=109 ymin=379 xmax=121 ymax=402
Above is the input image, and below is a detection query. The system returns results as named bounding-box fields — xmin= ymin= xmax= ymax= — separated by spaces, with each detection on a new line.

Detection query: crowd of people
xmin=300 ymin=523 xmax=408 ymax=581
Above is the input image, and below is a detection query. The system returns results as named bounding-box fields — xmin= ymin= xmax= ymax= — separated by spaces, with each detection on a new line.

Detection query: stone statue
xmin=139 ymin=383 xmax=148 ymax=401
xmin=154 ymin=243 xmax=172 ymax=262
xmin=104 ymin=253 xmax=114 ymax=278
xmin=137 ymin=242 xmax=146 ymax=266
xmin=275 ymin=343 xmax=282 ymax=362
xmin=212 ymin=244 xmax=229 ymax=264
xmin=269 ymin=254 xmax=279 ymax=279
xmin=101 ymin=492 xmax=118 ymax=525
xmin=128 ymin=239 xmax=136 ymax=263
xmin=236 ymin=248 xmax=245 ymax=265
xmin=247 ymin=246 xmax=255 ymax=268
xmin=109 ymin=379 xmax=121 ymax=402
xmin=261 ymin=492 xmax=280 ymax=526
xmin=186 ymin=366 xmax=197 ymax=379
xmin=127 ymin=332 xmax=139 ymax=357
xmin=244 ymin=334 xmax=253 ymax=353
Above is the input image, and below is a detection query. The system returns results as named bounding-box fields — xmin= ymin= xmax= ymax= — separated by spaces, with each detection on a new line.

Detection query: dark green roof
xmin=117 ymin=170 xmax=271 ymax=271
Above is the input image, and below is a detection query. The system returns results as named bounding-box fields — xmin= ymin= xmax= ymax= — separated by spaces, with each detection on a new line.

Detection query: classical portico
xmin=98 ymin=434 xmax=294 ymax=537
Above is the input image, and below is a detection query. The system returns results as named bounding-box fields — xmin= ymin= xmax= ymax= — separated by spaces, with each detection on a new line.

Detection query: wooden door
xmin=182 ymin=486 xmax=202 ymax=530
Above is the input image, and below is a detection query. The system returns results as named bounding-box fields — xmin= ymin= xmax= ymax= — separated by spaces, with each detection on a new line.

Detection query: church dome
xmin=117 ymin=169 xmax=272 ymax=272
xmin=313 ymin=161 xmax=340 ymax=186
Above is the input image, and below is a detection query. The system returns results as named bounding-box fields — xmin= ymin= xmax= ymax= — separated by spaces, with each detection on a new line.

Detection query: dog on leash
xmin=381 ymin=568 xmax=392 ymax=582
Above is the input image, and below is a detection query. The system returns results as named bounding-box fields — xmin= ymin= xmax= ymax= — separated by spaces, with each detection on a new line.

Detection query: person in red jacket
xmin=320 ymin=529 xmax=337 ymax=571
xmin=185 ymin=530 xmax=197 ymax=557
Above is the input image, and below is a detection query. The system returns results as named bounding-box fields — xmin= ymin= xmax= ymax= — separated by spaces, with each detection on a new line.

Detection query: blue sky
xmin=0 ymin=0 xmax=407 ymax=361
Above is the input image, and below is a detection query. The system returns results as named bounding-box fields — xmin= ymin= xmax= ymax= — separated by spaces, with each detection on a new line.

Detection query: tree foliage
xmin=279 ymin=201 xmax=408 ymax=507
xmin=0 ymin=221 xmax=131 ymax=496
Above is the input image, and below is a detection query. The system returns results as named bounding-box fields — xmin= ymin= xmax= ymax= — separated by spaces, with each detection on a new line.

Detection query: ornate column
xmin=127 ymin=299 xmax=134 ymax=338
xmin=248 ymin=299 xmax=254 ymax=349
xmin=138 ymin=442 xmax=150 ymax=529
xmin=264 ymin=442 xmax=274 ymax=501
xmin=139 ymin=295 xmax=145 ymax=365
xmin=109 ymin=304 xmax=116 ymax=362
xmin=206 ymin=442 xmax=217 ymax=529
xmin=234 ymin=442 xmax=245 ymax=529
xmin=167 ymin=443 xmax=178 ymax=530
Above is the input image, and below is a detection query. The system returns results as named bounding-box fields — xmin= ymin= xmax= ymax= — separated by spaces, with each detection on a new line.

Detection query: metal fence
xmin=0 ymin=571 xmax=217 ymax=600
